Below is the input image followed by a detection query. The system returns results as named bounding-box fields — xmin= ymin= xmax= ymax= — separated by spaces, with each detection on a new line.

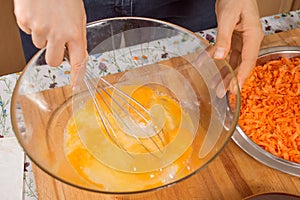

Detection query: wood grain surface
xmin=31 ymin=28 xmax=300 ymax=200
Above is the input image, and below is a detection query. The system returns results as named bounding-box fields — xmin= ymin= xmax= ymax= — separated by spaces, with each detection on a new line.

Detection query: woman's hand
xmin=214 ymin=0 xmax=264 ymax=93
xmin=14 ymin=0 xmax=87 ymax=85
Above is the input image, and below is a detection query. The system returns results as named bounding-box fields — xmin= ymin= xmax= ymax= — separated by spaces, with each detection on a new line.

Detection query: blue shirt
xmin=84 ymin=0 xmax=216 ymax=32
xmin=20 ymin=0 xmax=217 ymax=61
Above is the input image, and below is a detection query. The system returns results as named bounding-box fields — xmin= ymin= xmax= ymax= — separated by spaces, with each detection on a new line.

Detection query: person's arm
xmin=214 ymin=0 xmax=264 ymax=92
xmin=13 ymin=0 xmax=87 ymax=86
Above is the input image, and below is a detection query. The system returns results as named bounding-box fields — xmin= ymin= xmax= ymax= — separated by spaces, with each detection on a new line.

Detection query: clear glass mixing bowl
xmin=11 ymin=17 xmax=240 ymax=194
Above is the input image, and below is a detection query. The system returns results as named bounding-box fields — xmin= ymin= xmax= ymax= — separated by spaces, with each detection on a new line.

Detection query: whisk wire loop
xmin=83 ymin=68 xmax=165 ymax=156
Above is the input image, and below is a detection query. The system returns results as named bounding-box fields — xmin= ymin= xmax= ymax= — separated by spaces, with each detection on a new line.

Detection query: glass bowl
xmin=11 ymin=17 xmax=240 ymax=194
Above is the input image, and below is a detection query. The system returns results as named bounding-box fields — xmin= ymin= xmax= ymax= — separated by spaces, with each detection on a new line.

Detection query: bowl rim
xmin=10 ymin=16 xmax=240 ymax=194
xmin=243 ymin=191 xmax=300 ymax=200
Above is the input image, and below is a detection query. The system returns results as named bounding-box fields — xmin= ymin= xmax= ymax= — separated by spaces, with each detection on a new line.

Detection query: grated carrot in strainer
xmin=239 ymin=57 xmax=300 ymax=164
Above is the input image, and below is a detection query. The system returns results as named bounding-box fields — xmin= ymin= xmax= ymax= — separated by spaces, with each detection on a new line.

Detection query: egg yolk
xmin=64 ymin=84 xmax=195 ymax=191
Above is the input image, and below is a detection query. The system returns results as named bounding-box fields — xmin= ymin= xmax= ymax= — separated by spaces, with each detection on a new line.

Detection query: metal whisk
xmin=83 ymin=68 xmax=166 ymax=156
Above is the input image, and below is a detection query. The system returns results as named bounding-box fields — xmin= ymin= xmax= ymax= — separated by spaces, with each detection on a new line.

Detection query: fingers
xmin=214 ymin=0 xmax=263 ymax=93
xmin=14 ymin=0 xmax=89 ymax=90
xmin=45 ymin=38 xmax=66 ymax=67
xmin=214 ymin=2 xmax=240 ymax=59
xmin=236 ymin=8 xmax=263 ymax=85
xmin=33 ymin=28 xmax=88 ymax=86
xmin=31 ymin=30 xmax=47 ymax=49
xmin=13 ymin=0 xmax=31 ymax=34
xmin=67 ymin=33 xmax=88 ymax=87
xmin=229 ymin=48 xmax=241 ymax=70
xmin=237 ymin=29 xmax=263 ymax=86
xmin=17 ymin=22 xmax=31 ymax=35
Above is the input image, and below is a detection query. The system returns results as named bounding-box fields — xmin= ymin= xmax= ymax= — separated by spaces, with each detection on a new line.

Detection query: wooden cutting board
xmin=31 ymin=28 xmax=300 ymax=200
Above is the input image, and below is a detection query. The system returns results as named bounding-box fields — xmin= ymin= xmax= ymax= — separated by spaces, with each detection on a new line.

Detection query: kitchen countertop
xmin=0 ymin=10 xmax=300 ymax=200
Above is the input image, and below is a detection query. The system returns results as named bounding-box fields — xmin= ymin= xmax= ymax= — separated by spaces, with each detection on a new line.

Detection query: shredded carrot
xmin=239 ymin=57 xmax=300 ymax=164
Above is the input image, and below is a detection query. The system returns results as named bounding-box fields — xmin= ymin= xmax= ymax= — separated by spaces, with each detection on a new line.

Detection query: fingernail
xmin=214 ymin=47 xmax=226 ymax=59
xmin=216 ymin=82 xmax=227 ymax=98
xmin=229 ymin=79 xmax=241 ymax=95
xmin=230 ymin=81 xmax=237 ymax=95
